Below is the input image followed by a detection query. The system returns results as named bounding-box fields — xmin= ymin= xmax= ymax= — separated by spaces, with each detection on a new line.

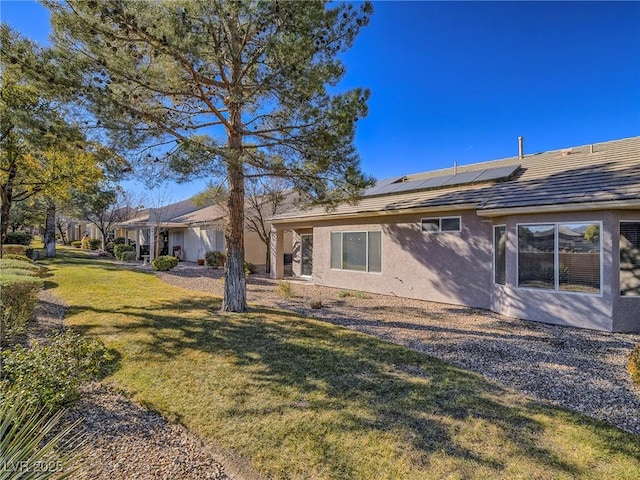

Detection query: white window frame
xmin=620 ymin=220 xmax=640 ymax=298
xmin=516 ymin=221 xmax=603 ymax=297
xmin=493 ymin=225 xmax=506 ymax=286
xmin=330 ymin=231 xmax=382 ymax=274
xmin=421 ymin=216 xmax=461 ymax=233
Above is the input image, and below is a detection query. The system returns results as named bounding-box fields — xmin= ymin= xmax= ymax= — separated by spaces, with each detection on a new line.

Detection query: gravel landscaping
xmin=156 ymin=263 xmax=640 ymax=435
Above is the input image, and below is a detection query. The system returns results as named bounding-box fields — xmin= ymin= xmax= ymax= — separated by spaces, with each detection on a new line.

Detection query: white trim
xmin=619 ymin=220 xmax=640 ymax=298
xmin=421 ymin=216 xmax=462 ymax=233
xmin=516 ymin=221 xmax=603 ymax=297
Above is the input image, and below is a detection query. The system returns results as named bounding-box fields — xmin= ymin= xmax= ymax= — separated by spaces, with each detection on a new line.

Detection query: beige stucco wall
xmin=288 ymin=210 xmax=493 ymax=309
xmin=278 ymin=207 xmax=640 ymax=333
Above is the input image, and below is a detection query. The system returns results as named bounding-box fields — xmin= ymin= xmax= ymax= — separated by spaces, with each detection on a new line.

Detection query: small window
xmin=421 ymin=217 xmax=461 ymax=233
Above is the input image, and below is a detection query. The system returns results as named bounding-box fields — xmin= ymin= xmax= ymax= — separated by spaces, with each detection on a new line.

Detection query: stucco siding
xmin=298 ymin=211 xmax=492 ymax=309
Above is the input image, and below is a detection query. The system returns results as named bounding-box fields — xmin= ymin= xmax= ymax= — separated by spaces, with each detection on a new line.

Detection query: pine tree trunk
xmin=223 ymin=156 xmax=247 ymax=312
xmin=45 ymin=200 xmax=56 ymax=258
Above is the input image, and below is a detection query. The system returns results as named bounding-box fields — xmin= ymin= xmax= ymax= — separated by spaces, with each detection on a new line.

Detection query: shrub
xmin=0 ymin=395 xmax=88 ymax=478
xmin=309 ymin=299 xmax=323 ymax=309
xmin=0 ymin=274 xmax=43 ymax=345
xmin=151 ymin=255 xmax=179 ymax=272
xmin=0 ymin=259 xmax=45 ymax=276
xmin=275 ymin=280 xmax=293 ymax=299
xmin=0 ymin=268 xmax=38 ymax=277
xmin=88 ymin=238 xmax=102 ymax=250
xmin=113 ymin=237 xmax=126 ymax=245
xmin=5 ymin=231 xmax=32 ymax=245
xmin=244 ymin=261 xmax=257 ymax=276
xmin=629 ymin=344 xmax=640 ymax=385
xmin=205 ymin=250 xmax=226 ymax=268
xmin=122 ymin=251 xmax=137 ymax=262
xmin=2 ymin=254 xmax=32 ymax=263
xmin=1 ymin=331 xmax=112 ymax=409
xmin=71 ymin=241 xmax=82 ymax=248
xmin=114 ymin=244 xmax=135 ymax=261
xmin=2 ymin=245 xmax=26 ymax=256
xmin=24 ymin=247 xmax=35 ymax=259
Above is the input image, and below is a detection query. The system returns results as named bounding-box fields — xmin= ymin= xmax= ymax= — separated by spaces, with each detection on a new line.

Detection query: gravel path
xmin=156 ymin=264 xmax=640 ymax=435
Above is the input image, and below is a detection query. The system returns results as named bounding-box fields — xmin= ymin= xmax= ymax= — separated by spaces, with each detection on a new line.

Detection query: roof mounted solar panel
xmin=364 ymin=176 xmax=405 ymax=196
xmin=473 ymin=164 xmax=520 ymax=182
xmin=441 ymin=170 xmax=485 ymax=186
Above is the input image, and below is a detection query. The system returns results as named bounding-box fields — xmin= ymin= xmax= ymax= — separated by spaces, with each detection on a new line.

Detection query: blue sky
xmin=2 ymin=1 xmax=639 ymax=200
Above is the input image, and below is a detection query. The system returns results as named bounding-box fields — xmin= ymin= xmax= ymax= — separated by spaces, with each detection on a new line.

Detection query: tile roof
xmin=271 ymin=136 xmax=640 ymax=223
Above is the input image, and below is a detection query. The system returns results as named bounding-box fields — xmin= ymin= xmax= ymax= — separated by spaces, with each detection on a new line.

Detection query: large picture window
xmin=620 ymin=222 xmax=640 ymax=296
xmin=494 ymin=225 xmax=506 ymax=285
xmin=518 ymin=222 xmax=601 ymax=294
xmin=330 ymin=231 xmax=381 ymax=273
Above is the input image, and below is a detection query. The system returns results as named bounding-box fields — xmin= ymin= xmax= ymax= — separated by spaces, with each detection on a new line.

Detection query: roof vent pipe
xmin=453 ymin=161 xmax=458 ymax=175
xmin=518 ymin=136 xmax=524 ymax=159
xmin=590 ymin=144 xmax=594 ymax=154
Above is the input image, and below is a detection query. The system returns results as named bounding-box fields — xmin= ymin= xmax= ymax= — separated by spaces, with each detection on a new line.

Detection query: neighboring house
xmin=269 ymin=136 xmax=640 ymax=333
xmin=119 ymin=197 xmax=293 ymax=266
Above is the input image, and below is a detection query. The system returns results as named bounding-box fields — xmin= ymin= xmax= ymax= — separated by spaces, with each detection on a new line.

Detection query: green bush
xmin=244 ymin=261 xmax=257 ymax=276
xmin=1 ymin=331 xmax=113 ymax=409
xmin=25 ymin=247 xmax=35 ymax=259
xmin=0 ymin=268 xmax=38 ymax=277
xmin=151 ymin=255 xmax=179 ymax=272
xmin=629 ymin=344 xmax=640 ymax=385
xmin=88 ymin=238 xmax=102 ymax=250
xmin=113 ymin=237 xmax=126 ymax=245
xmin=2 ymin=245 xmax=26 ymax=256
xmin=2 ymin=254 xmax=32 ymax=263
xmin=114 ymin=244 xmax=135 ymax=260
xmin=275 ymin=280 xmax=293 ymax=299
xmin=0 ymin=274 xmax=43 ymax=345
xmin=122 ymin=251 xmax=137 ymax=262
xmin=0 ymin=259 xmax=46 ymax=277
xmin=5 ymin=231 xmax=32 ymax=245
xmin=205 ymin=250 xmax=226 ymax=268
xmin=71 ymin=241 xmax=82 ymax=248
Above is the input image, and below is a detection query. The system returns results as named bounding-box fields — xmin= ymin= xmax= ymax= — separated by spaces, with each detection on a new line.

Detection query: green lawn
xmin=44 ymin=249 xmax=640 ymax=479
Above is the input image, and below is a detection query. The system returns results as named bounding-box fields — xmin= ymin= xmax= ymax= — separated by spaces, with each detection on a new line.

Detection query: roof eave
xmin=270 ymin=203 xmax=478 ymax=226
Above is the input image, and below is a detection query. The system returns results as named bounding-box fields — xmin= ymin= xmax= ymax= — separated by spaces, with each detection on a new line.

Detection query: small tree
xmin=73 ymin=187 xmax=137 ymax=250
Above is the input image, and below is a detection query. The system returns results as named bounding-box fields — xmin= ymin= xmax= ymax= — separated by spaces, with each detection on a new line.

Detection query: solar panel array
xmin=364 ymin=164 xmax=520 ymax=197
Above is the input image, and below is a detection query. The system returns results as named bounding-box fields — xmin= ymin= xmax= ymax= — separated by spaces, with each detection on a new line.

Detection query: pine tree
xmin=46 ymin=0 xmax=374 ymax=311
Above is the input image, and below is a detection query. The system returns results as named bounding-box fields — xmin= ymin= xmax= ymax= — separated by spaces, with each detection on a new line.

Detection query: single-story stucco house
xmin=119 ymin=197 xmax=292 ymax=266
xmin=269 ymin=136 xmax=640 ymax=332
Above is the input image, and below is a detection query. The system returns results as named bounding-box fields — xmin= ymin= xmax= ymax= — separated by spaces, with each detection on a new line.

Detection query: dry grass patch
xmin=44 ymin=249 xmax=640 ymax=480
